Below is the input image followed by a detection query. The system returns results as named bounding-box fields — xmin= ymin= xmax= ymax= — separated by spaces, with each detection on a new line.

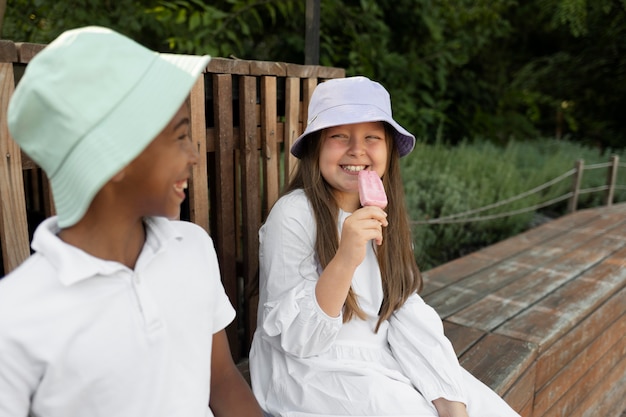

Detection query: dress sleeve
xmin=387 ymin=293 xmax=468 ymax=404
xmin=257 ymin=192 xmax=342 ymax=358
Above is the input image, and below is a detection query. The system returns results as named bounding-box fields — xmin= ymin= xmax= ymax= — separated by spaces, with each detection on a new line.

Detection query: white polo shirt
xmin=0 ymin=216 xmax=235 ymax=417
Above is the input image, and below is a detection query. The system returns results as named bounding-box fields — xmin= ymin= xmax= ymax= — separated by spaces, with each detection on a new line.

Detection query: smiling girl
xmin=249 ymin=76 xmax=520 ymax=417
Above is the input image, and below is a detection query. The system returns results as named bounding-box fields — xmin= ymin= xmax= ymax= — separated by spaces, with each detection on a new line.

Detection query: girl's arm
xmin=258 ymin=194 xmax=386 ymax=357
xmin=433 ymin=398 xmax=469 ymax=417
xmin=387 ymin=295 xmax=468 ymax=405
xmin=315 ymin=206 xmax=387 ymax=317
xmin=257 ymin=194 xmax=343 ymax=357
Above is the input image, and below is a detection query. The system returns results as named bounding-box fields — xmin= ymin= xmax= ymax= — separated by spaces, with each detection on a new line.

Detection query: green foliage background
xmin=404 ymin=139 xmax=626 ymax=269
xmin=4 ymin=0 xmax=626 ymax=269
xmin=4 ymin=0 xmax=626 ymax=149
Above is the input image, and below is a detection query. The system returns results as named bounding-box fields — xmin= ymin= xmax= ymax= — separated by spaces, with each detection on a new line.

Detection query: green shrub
xmin=402 ymin=138 xmax=626 ymax=270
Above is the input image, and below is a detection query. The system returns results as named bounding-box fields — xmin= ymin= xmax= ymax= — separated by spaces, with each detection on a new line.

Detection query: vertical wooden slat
xmin=283 ymin=77 xmax=300 ymax=185
xmin=261 ymin=76 xmax=279 ymax=213
xmin=212 ymin=73 xmax=240 ymax=358
xmin=0 ymin=62 xmax=30 ymax=275
xmin=239 ymin=76 xmax=261 ymax=348
xmin=302 ymin=77 xmax=318 ymax=128
xmin=188 ymin=75 xmax=210 ymax=232
xmin=28 ymin=169 xmax=42 ymax=214
xmin=42 ymin=170 xmax=56 ymax=217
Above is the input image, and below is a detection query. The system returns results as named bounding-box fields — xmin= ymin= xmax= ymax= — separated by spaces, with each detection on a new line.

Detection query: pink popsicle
xmin=358 ymin=170 xmax=388 ymax=208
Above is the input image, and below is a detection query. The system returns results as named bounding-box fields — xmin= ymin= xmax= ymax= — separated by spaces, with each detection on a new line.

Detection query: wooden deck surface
xmin=421 ymin=203 xmax=626 ymax=416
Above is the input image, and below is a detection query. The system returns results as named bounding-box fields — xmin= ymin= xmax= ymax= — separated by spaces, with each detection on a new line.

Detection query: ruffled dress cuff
xmin=261 ymin=282 xmax=342 ymax=358
xmin=387 ymin=295 xmax=468 ymax=404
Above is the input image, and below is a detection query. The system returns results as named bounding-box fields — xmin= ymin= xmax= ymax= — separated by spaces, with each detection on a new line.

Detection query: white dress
xmin=249 ymin=190 xmax=520 ymax=417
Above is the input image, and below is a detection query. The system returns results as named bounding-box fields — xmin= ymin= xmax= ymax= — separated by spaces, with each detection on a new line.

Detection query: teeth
xmin=174 ymin=180 xmax=188 ymax=192
xmin=343 ymin=165 xmax=366 ymax=172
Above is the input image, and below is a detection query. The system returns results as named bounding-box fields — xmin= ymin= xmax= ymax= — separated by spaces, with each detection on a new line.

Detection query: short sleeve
xmin=207 ymin=249 xmax=236 ymax=334
xmin=191 ymin=226 xmax=236 ymax=334
xmin=0 ymin=263 xmax=44 ymax=417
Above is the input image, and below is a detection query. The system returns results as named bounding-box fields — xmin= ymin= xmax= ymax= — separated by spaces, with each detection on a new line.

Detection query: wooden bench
xmin=2 ymin=39 xmax=625 ymax=417
xmin=423 ymin=202 xmax=626 ymax=416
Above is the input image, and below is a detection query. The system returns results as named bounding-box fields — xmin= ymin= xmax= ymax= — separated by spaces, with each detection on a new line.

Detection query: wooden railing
xmin=0 ymin=39 xmax=345 ymax=362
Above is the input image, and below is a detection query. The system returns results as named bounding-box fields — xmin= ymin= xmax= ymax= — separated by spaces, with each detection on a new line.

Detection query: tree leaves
xmin=3 ymin=0 xmax=625 ymax=148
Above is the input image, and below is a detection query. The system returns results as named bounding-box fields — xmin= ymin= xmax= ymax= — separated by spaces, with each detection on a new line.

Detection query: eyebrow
xmin=174 ymin=117 xmax=190 ymax=130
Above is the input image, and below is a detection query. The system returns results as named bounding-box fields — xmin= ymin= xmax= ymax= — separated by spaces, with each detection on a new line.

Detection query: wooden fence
xmin=0 ymin=39 xmax=345 ymax=362
xmin=568 ymin=155 xmax=625 ymax=212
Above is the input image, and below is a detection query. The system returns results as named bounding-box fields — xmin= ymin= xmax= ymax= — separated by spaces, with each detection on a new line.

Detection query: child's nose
xmin=188 ymin=141 xmax=200 ymax=165
xmin=348 ymin=137 xmax=365 ymax=155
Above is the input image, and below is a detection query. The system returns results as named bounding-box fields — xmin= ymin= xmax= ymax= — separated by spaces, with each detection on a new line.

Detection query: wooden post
xmin=212 ymin=73 xmax=240 ymax=358
xmin=239 ymin=75 xmax=261 ymax=348
xmin=0 ymin=62 xmax=30 ymax=275
xmin=605 ymin=155 xmax=619 ymax=207
xmin=188 ymin=75 xmax=210 ymax=232
xmin=304 ymin=0 xmax=320 ymax=65
xmin=568 ymin=159 xmax=584 ymax=213
xmin=283 ymin=77 xmax=300 ymax=185
xmin=261 ymin=76 xmax=279 ymax=213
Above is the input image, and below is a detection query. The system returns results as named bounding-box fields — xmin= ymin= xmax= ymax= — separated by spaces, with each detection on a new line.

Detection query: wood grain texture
xmin=260 ymin=76 xmax=279 ymax=213
xmin=458 ymin=332 xmax=537 ymax=395
xmin=425 ymin=205 xmax=626 ymax=416
xmin=0 ymin=63 xmax=29 ymax=274
xmin=239 ymin=75 xmax=261 ymax=348
xmin=0 ymin=41 xmax=17 ymax=63
xmin=212 ymin=73 xmax=239 ymax=355
xmin=188 ymin=76 xmax=210 ymax=232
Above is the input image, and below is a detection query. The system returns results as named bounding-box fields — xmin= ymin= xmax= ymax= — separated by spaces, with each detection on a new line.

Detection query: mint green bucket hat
xmin=8 ymin=26 xmax=210 ymax=228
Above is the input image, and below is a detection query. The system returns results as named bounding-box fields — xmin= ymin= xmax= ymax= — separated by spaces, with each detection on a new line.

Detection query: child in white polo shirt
xmin=0 ymin=26 xmax=263 ymax=417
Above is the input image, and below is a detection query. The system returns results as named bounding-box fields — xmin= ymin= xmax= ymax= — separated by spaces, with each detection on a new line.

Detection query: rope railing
xmin=417 ymin=169 xmax=576 ymax=223
xmin=411 ymin=155 xmax=623 ymax=225
xmin=412 ymin=193 xmax=574 ymax=225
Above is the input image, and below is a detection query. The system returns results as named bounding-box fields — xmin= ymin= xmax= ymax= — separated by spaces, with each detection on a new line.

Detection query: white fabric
xmin=0 ymin=216 xmax=235 ymax=417
xmin=249 ymin=189 xmax=520 ymax=417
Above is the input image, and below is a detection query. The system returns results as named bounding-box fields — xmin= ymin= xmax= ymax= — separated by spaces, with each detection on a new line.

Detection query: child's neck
xmin=58 ymin=216 xmax=146 ymax=270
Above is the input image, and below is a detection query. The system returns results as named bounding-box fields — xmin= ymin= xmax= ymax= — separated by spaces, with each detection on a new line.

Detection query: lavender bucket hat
xmin=290 ymin=76 xmax=416 ymax=158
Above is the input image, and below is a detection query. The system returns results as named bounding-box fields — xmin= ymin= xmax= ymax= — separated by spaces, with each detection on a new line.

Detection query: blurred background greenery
xmin=3 ymin=0 xmax=625 ymax=269
xmin=402 ymin=139 xmax=626 ymax=269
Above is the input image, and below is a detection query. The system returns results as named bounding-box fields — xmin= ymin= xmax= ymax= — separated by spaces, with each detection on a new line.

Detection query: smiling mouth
xmin=341 ymin=165 xmax=367 ymax=172
xmin=174 ymin=179 xmax=188 ymax=193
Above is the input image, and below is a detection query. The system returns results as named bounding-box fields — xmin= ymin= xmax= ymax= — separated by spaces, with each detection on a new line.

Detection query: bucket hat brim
xmin=50 ymin=53 xmax=210 ymax=227
xmin=8 ymin=26 xmax=210 ymax=228
xmin=290 ymin=76 xmax=415 ymax=158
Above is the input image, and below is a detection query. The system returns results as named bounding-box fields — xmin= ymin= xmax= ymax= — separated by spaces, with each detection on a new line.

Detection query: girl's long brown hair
xmin=282 ymin=125 xmax=422 ymax=331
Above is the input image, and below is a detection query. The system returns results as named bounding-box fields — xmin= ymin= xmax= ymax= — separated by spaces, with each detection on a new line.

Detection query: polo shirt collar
xmin=30 ymin=216 xmax=183 ymax=286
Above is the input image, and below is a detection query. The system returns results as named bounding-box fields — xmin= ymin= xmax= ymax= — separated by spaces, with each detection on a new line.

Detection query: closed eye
xmin=328 ymin=133 xmax=350 ymax=143
xmin=174 ymin=117 xmax=191 ymax=141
